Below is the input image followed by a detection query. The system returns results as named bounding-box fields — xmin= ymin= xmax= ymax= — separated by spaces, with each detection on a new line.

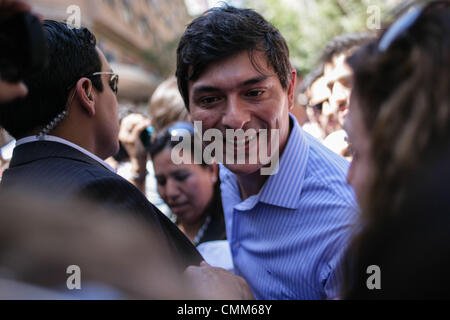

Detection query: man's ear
xmin=75 ymin=78 xmax=95 ymax=117
xmin=287 ymin=68 xmax=297 ymax=111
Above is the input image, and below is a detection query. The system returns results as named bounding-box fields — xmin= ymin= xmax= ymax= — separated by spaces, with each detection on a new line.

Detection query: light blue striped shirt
xmin=220 ymin=115 xmax=359 ymax=300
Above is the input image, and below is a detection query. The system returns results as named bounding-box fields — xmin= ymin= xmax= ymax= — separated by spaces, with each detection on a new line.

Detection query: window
xmin=138 ymin=16 xmax=151 ymax=37
xmin=122 ymin=0 xmax=134 ymax=24
xmin=102 ymin=0 xmax=115 ymax=7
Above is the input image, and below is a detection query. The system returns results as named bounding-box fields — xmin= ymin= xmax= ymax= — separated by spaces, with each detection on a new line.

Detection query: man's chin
xmin=222 ymin=162 xmax=263 ymax=176
xmin=111 ymin=142 xmax=120 ymax=158
xmin=103 ymin=142 xmax=120 ymax=160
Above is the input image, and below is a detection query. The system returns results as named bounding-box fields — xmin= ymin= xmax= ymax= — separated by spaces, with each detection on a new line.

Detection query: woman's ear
xmin=76 ymin=78 xmax=95 ymax=117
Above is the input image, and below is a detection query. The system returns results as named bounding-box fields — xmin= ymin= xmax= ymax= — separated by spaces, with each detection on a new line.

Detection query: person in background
xmin=301 ymin=66 xmax=330 ymax=141
xmin=148 ymin=76 xmax=190 ymax=132
xmin=149 ymin=122 xmax=232 ymax=271
xmin=319 ymin=32 xmax=376 ymax=156
xmin=320 ymin=32 xmax=376 ymax=137
xmin=289 ymin=63 xmax=309 ymax=126
xmin=115 ymin=76 xmax=194 ymax=212
xmin=116 ymin=76 xmax=192 ymax=205
xmin=343 ymin=0 xmax=450 ymax=299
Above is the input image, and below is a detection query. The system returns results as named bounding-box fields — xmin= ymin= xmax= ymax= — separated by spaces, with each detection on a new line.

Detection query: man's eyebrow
xmin=239 ymin=75 xmax=269 ymax=87
xmin=192 ymin=85 xmax=220 ymax=97
xmin=192 ymin=75 xmax=269 ymax=97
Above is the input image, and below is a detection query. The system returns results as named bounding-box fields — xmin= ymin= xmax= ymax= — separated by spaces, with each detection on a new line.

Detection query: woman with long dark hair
xmin=344 ymin=0 xmax=450 ymax=298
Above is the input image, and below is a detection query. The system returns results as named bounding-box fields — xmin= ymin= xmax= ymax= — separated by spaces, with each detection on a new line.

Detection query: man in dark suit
xmin=0 ymin=20 xmax=254 ymax=299
xmin=0 ymin=20 xmax=203 ymax=268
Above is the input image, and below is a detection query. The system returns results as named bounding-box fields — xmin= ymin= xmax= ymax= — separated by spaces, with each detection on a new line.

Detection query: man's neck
xmin=30 ymin=127 xmax=100 ymax=159
xmin=236 ymin=172 xmax=269 ymax=200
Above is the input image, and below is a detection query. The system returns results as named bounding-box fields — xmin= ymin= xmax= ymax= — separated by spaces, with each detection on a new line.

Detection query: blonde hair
xmin=148 ymin=76 xmax=190 ymax=133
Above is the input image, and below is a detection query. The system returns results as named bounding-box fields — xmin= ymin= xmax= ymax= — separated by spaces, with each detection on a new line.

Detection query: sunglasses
xmin=308 ymin=101 xmax=324 ymax=114
xmin=148 ymin=122 xmax=196 ymax=154
xmin=378 ymin=1 xmax=450 ymax=52
xmin=91 ymin=71 xmax=119 ymax=95
xmin=166 ymin=122 xmax=196 ymax=137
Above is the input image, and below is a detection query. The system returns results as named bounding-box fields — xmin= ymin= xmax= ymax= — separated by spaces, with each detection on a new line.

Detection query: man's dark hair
xmin=0 ymin=20 xmax=103 ymax=138
xmin=176 ymin=5 xmax=291 ymax=109
xmin=320 ymin=32 xmax=377 ymax=64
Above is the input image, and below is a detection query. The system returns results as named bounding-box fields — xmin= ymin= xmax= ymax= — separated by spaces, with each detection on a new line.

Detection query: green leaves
xmin=245 ymin=0 xmax=398 ymax=75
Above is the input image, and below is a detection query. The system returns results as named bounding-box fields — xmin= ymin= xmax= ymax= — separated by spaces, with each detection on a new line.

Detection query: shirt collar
xmin=219 ymin=114 xmax=310 ymax=210
xmin=15 ymin=135 xmax=116 ymax=173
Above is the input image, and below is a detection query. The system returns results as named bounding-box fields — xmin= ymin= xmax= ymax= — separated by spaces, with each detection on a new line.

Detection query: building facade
xmin=29 ymin=0 xmax=191 ymax=103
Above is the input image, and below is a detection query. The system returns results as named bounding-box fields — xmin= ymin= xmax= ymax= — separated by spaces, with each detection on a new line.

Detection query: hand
xmin=118 ymin=113 xmax=150 ymax=161
xmin=183 ymin=261 xmax=254 ymax=300
xmin=118 ymin=113 xmax=151 ymax=190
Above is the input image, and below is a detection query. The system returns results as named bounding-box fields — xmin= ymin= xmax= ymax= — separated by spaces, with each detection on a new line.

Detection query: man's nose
xmin=322 ymin=100 xmax=336 ymax=117
xmin=222 ymin=96 xmax=250 ymax=129
xmin=323 ymin=85 xmax=341 ymax=117
xmin=331 ymin=83 xmax=349 ymax=108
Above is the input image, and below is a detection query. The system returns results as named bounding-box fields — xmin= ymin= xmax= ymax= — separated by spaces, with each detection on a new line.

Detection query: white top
xmin=196 ymin=240 xmax=234 ymax=273
xmin=15 ymin=135 xmax=115 ymax=173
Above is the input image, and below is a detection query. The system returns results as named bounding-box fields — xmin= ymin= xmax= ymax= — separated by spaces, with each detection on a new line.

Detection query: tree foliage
xmin=244 ymin=0 xmax=401 ymax=75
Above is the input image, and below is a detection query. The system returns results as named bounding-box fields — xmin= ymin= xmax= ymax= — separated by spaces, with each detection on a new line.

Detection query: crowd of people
xmin=0 ymin=0 xmax=450 ymax=299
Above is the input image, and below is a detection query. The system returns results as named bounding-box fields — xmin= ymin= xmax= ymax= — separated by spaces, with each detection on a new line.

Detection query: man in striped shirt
xmin=176 ymin=5 xmax=359 ymax=299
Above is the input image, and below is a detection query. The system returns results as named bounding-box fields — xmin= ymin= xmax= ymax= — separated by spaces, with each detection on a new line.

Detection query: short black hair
xmin=0 ymin=20 xmax=103 ymax=138
xmin=298 ymin=64 xmax=324 ymax=95
xmin=320 ymin=32 xmax=377 ymax=64
xmin=176 ymin=5 xmax=291 ymax=110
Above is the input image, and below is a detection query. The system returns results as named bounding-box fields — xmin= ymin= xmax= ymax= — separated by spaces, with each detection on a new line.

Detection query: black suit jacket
xmin=0 ymin=141 xmax=202 ymax=268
